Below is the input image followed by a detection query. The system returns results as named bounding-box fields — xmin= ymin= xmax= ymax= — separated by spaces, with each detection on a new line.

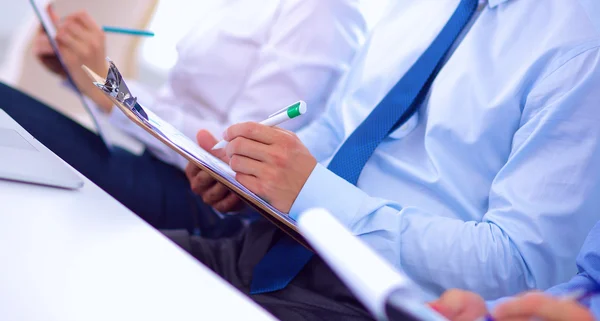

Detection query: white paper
xmin=29 ymin=0 xmax=112 ymax=148
xmin=298 ymin=209 xmax=437 ymax=321
xmin=135 ymin=106 xmax=297 ymax=226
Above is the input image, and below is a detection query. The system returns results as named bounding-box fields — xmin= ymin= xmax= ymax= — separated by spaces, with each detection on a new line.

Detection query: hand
xmin=223 ymin=122 xmax=317 ymax=213
xmin=185 ymin=130 xmax=246 ymax=213
xmin=54 ymin=10 xmax=112 ymax=112
xmin=428 ymin=289 xmax=488 ymax=321
xmin=492 ymin=292 xmax=594 ymax=321
xmin=33 ymin=4 xmax=65 ymax=77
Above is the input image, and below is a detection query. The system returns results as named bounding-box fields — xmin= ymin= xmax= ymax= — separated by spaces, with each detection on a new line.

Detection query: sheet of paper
xmin=135 ymin=106 xmax=297 ymax=226
xmin=298 ymin=209 xmax=433 ymax=320
xmin=29 ymin=0 xmax=112 ymax=148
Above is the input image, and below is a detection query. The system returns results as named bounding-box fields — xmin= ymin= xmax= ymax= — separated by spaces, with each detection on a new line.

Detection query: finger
xmin=184 ymin=162 xmax=201 ymax=180
xmin=427 ymin=302 xmax=456 ymax=319
xmin=225 ymin=137 xmax=271 ymax=162
xmin=493 ymin=293 xmax=549 ymax=319
xmin=213 ymin=192 xmax=243 ymax=213
xmin=529 ymin=299 xmax=594 ymax=321
xmin=41 ymin=56 xmax=65 ymax=75
xmin=34 ymin=36 xmax=55 ymax=56
xmin=189 ymin=170 xmax=217 ymax=195
xmin=202 ymin=183 xmax=231 ymax=206
xmin=59 ymin=19 xmax=93 ymax=43
xmin=225 ymin=122 xmax=291 ymax=146
xmin=236 ymin=173 xmax=264 ymax=197
xmin=47 ymin=4 xmax=60 ymax=26
xmin=229 ymin=155 xmax=268 ymax=177
xmin=196 ymin=130 xmax=229 ymax=161
xmin=437 ymin=290 xmax=469 ymax=316
xmin=69 ymin=10 xmax=101 ymax=32
xmin=55 ymin=29 xmax=87 ymax=57
xmin=515 ymin=290 xmax=542 ymax=298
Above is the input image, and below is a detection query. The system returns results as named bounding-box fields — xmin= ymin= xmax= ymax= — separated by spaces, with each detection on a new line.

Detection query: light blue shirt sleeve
xmin=290 ymin=47 xmax=600 ymax=298
xmin=296 ymin=74 xmax=349 ymax=162
xmin=545 ymin=273 xmax=600 ymax=320
xmin=489 ymin=222 xmax=600 ymax=316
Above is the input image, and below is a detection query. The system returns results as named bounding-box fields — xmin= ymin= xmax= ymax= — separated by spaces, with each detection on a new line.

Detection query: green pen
xmin=212 ymin=101 xmax=308 ymax=150
xmin=102 ymin=26 xmax=155 ymax=37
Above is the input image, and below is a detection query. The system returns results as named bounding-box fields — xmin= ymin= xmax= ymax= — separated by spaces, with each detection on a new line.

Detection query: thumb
xmin=428 ymin=302 xmax=457 ymax=319
xmin=47 ymin=3 xmax=60 ymax=26
xmin=197 ymin=130 xmax=228 ymax=162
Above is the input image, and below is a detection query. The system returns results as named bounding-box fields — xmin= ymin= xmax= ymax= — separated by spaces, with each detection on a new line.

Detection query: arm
xmin=538 ymin=274 xmax=600 ymax=321
xmin=435 ymin=230 xmax=600 ymax=321
xmin=290 ymin=48 xmax=600 ymax=297
xmin=224 ymin=47 xmax=600 ymax=297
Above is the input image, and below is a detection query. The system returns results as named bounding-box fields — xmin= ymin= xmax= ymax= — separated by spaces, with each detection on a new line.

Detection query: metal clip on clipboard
xmin=93 ymin=58 xmax=148 ymax=121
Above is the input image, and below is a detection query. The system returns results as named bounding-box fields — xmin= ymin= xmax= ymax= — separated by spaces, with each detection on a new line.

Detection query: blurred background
xmin=0 ymin=0 xmax=226 ymax=93
xmin=0 ymin=0 xmax=388 ymax=150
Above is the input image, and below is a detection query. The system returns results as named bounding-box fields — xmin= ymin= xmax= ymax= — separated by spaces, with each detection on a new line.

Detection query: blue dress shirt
xmin=489 ymin=222 xmax=600 ymax=318
xmin=545 ymin=221 xmax=600 ymax=319
xmin=291 ymin=0 xmax=600 ymax=299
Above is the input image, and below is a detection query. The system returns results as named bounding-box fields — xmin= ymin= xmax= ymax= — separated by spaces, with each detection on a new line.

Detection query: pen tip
xmin=212 ymin=141 xmax=227 ymax=150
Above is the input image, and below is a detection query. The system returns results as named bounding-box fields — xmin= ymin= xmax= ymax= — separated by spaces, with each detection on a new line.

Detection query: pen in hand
xmin=212 ymin=101 xmax=307 ymax=150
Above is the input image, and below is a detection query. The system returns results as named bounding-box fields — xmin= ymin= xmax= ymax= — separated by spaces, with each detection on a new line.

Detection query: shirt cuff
xmin=289 ymin=163 xmax=369 ymax=230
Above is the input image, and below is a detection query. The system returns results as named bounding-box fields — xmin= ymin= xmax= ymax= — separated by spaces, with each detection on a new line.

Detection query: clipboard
xmin=82 ymin=59 xmax=311 ymax=250
xmin=29 ymin=0 xmax=112 ymax=149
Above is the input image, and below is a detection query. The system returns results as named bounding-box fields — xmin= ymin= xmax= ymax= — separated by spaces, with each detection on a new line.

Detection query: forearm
xmin=290 ymin=165 xmax=581 ymax=299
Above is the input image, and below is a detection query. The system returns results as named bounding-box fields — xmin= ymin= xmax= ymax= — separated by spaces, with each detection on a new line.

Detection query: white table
xmin=0 ymin=163 xmax=277 ymax=320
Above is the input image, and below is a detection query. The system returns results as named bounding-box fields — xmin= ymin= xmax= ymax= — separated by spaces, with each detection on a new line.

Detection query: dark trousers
xmin=0 ymin=82 xmax=240 ymax=237
xmin=163 ymin=221 xmax=374 ymax=321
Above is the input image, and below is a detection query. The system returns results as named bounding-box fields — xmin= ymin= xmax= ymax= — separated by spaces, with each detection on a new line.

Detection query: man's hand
xmin=33 ymin=4 xmax=65 ymax=76
xmin=185 ymin=130 xmax=245 ymax=213
xmin=492 ymin=292 xmax=594 ymax=321
xmin=222 ymin=122 xmax=317 ymax=213
xmin=428 ymin=289 xmax=488 ymax=321
xmin=53 ymin=10 xmax=112 ymax=112
xmin=55 ymin=10 xmax=107 ymax=77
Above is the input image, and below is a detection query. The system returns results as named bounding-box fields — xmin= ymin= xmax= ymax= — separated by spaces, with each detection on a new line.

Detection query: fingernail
xmin=222 ymin=130 xmax=229 ymax=141
xmin=428 ymin=303 xmax=450 ymax=316
xmin=428 ymin=303 xmax=442 ymax=313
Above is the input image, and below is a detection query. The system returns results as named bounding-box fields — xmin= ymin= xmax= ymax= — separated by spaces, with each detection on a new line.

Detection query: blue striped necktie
xmin=250 ymin=0 xmax=480 ymax=295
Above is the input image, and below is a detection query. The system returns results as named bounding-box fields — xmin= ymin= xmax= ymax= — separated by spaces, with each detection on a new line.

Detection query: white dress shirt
xmin=292 ymin=0 xmax=600 ymax=299
xmin=104 ymin=0 xmax=374 ymax=170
